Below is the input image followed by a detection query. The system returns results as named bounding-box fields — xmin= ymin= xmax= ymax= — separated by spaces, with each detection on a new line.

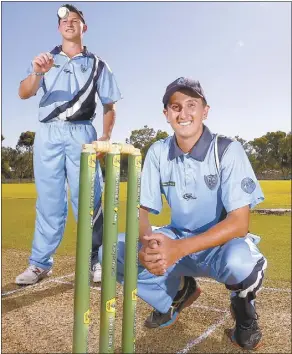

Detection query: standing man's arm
xmin=100 ymin=103 xmax=116 ymax=140
xmin=19 ymin=52 xmax=54 ymax=99
xmin=95 ymin=61 xmax=122 ymax=146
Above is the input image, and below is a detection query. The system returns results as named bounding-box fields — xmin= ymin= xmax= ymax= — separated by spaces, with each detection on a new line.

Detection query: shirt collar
xmin=168 ymin=125 xmax=213 ymax=161
xmin=50 ymin=45 xmax=90 ymax=57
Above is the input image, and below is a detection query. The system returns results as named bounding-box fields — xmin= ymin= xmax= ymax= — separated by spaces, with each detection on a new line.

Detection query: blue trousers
xmin=30 ymin=120 xmax=103 ymax=269
xmin=99 ymin=226 xmax=267 ymax=313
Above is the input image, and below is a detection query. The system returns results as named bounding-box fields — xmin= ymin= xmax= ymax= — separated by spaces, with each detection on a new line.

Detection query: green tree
xmin=127 ymin=125 xmax=156 ymax=151
xmin=127 ymin=126 xmax=169 ymax=163
xmin=17 ymin=131 xmax=35 ymax=154
xmin=279 ymin=132 xmax=291 ymax=179
xmin=234 ymin=135 xmax=253 ymax=157
xmin=16 ymin=131 xmax=36 ymax=180
xmin=249 ymin=131 xmax=290 ymax=178
xmin=1 ymin=146 xmax=18 ymax=179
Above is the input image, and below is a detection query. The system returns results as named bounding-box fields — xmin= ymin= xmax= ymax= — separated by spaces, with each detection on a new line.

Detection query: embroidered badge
xmin=204 ymin=174 xmax=218 ymax=190
xmin=241 ymin=177 xmax=256 ymax=194
xmin=81 ymin=64 xmax=88 ymax=73
xmin=161 ymin=181 xmax=175 ymax=187
xmin=183 ymin=193 xmax=196 ymax=200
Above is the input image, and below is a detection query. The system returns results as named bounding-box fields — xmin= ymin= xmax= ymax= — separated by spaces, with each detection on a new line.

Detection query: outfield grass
xmin=2 ymin=181 xmax=291 ymax=282
xmin=2 ymin=180 xmax=291 ymax=208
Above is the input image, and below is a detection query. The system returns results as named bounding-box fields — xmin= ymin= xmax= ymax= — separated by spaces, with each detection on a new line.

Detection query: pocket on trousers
xmin=246 ymin=232 xmax=261 ymax=245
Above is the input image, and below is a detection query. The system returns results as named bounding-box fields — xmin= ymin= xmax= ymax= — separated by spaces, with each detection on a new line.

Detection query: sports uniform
xmin=16 ymin=4 xmax=122 ymax=285
xmin=99 ymin=77 xmax=267 ymax=350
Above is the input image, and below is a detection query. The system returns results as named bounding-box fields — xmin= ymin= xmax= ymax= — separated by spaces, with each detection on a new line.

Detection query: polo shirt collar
xmin=168 ymin=125 xmax=213 ymax=161
xmin=50 ymin=45 xmax=90 ymax=57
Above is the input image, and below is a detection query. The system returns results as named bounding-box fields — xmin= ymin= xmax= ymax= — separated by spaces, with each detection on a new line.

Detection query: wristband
xmin=32 ymin=72 xmax=45 ymax=76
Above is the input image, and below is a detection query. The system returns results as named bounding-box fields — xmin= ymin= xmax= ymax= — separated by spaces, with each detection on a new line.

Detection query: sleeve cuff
xmin=140 ymin=204 xmax=160 ymax=215
xmin=225 ymin=197 xmax=264 ymax=213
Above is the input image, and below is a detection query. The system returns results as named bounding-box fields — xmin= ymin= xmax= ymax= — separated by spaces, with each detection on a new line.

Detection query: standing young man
xmin=104 ymin=77 xmax=267 ymax=350
xmin=16 ymin=4 xmax=122 ymax=285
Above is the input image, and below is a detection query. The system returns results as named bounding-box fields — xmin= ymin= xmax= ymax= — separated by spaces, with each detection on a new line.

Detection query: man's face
xmin=58 ymin=12 xmax=87 ymax=40
xmin=163 ymin=89 xmax=210 ymax=140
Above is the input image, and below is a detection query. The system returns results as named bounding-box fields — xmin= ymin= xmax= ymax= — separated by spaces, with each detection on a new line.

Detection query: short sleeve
xmin=140 ymin=144 xmax=163 ymax=215
xmin=96 ymin=61 xmax=122 ymax=105
xmin=21 ymin=62 xmax=44 ymax=93
xmin=220 ymin=141 xmax=264 ymax=212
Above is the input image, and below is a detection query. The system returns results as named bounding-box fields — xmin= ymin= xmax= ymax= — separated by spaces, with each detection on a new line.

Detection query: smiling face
xmin=58 ymin=11 xmax=87 ymax=41
xmin=163 ymin=89 xmax=210 ymax=144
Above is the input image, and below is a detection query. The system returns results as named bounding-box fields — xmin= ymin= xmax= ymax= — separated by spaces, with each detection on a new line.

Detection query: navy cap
xmin=58 ymin=4 xmax=86 ymax=24
xmin=163 ymin=77 xmax=207 ymax=106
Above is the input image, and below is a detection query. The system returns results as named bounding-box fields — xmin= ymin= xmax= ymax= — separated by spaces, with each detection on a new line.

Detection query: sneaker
xmin=91 ymin=263 xmax=102 ymax=283
xmin=144 ymin=276 xmax=201 ymax=329
xmin=225 ymin=296 xmax=262 ymax=350
xmin=15 ymin=265 xmax=52 ymax=285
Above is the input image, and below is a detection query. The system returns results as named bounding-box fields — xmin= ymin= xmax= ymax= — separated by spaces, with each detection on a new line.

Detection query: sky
xmin=1 ymin=1 xmax=291 ymax=148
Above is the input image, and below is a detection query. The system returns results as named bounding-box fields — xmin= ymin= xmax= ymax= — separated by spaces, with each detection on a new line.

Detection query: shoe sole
xmin=92 ymin=277 xmax=102 ymax=283
xmin=225 ymin=328 xmax=263 ymax=351
xmin=15 ymin=269 xmax=53 ymax=285
xmin=153 ymin=286 xmax=202 ymax=329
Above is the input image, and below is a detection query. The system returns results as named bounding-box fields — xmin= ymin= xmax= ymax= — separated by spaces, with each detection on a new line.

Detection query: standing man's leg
xmin=16 ymin=122 xmax=68 ymax=285
xmin=65 ymin=121 xmax=104 ymax=282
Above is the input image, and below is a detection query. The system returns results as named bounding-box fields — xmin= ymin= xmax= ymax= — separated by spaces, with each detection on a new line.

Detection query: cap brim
xmin=163 ymin=85 xmax=204 ymax=105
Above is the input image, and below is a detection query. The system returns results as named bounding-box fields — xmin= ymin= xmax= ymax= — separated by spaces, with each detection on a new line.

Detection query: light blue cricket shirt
xmin=140 ymin=125 xmax=264 ymax=234
xmin=23 ymin=45 xmax=122 ymax=122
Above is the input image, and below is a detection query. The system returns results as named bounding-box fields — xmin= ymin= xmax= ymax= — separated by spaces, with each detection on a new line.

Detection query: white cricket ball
xmin=58 ymin=6 xmax=69 ymax=19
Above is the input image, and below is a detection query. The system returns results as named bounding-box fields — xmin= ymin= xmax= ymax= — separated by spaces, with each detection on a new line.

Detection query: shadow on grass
xmin=2 ymin=283 xmax=73 ymax=315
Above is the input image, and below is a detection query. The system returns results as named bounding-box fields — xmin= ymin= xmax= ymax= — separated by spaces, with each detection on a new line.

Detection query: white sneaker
xmin=91 ymin=263 xmax=102 ymax=283
xmin=15 ymin=265 xmax=52 ymax=285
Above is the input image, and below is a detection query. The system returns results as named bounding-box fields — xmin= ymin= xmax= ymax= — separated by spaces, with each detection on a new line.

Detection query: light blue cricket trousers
xmin=30 ymin=120 xmax=103 ymax=269
xmin=98 ymin=226 xmax=267 ymax=313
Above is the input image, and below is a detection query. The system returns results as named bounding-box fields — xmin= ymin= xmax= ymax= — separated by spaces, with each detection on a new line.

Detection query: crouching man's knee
xmin=225 ymin=256 xmax=267 ymax=300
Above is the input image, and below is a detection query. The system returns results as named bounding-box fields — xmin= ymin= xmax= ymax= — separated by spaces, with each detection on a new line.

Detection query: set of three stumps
xmin=73 ymin=141 xmax=142 ymax=353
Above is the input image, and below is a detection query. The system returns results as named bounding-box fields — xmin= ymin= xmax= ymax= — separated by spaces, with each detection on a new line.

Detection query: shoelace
xmin=27 ymin=265 xmax=41 ymax=275
xmin=151 ymin=306 xmax=175 ymax=321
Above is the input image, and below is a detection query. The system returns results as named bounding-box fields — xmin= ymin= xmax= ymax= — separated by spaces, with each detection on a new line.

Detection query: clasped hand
xmin=138 ymin=233 xmax=183 ymax=276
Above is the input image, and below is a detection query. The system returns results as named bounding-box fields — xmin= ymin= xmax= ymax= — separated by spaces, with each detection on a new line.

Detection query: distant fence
xmin=1 ymin=174 xmax=290 ymax=184
xmin=1 ymin=177 xmax=128 ymax=184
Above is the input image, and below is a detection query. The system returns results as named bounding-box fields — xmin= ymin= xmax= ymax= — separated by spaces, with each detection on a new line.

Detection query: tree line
xmin=1 ymin=127 xmax=291 ymax=181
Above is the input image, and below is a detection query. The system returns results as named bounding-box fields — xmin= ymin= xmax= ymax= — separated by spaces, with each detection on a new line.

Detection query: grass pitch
xmin=2 ymin=180 xmax=291 ymax=281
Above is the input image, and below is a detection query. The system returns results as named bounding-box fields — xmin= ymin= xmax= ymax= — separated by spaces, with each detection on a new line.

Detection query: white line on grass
xmin=191 ymin=304 xmax=228 ymax=313
xmin=3 ymin=274 xmax=290 ymax=298
xmin=177 ymin=313 xmax=230 ymax=354
xmin=197 ymin=278 xmax=291 ymax=293
xmin=52 ymin=279 xmax=101 ymax=291
xmin=1 ymin=273 xmax=75 ymax=297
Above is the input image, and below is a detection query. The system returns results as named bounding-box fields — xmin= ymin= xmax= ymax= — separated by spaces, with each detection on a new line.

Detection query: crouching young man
xmin=99 ymin=77 xmax=267 ymax=350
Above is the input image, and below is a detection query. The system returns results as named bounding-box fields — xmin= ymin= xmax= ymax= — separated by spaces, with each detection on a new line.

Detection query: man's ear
xmin=203 ymin=104 xmax=210 ymax=120
xmin=82 ymin=24 xmax=88 ymax=33
xmin=163 ymin=108 xmax=170 ymax=123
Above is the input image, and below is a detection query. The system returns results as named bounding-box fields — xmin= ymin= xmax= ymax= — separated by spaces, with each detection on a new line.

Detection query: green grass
xmin=2 ymin=181 xmax=291 ymax=281
xmin=255 ymin=180 xmax=291 ymax=209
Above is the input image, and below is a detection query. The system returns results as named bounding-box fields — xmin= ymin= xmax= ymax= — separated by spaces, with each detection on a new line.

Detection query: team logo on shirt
xmin=241 ymin=177 xmax=256 ymax=194
xmin=183 ymin=193 xmax=196 ymax=200
xmin=81 ymin=64 xmax=88 ymax=72
xmin=204 ymin=174 xmax=218 ymax=190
